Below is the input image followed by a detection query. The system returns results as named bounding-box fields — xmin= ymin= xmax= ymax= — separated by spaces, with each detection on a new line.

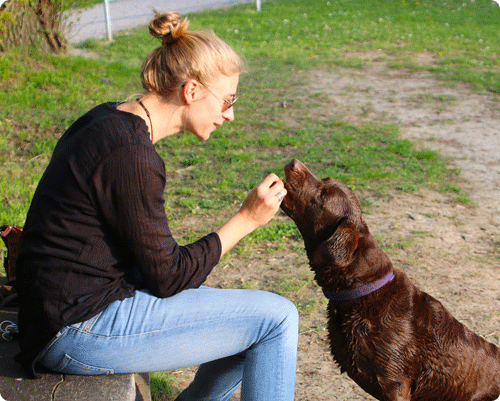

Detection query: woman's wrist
xmin=216 ymin=210 xmax=258 ymax=256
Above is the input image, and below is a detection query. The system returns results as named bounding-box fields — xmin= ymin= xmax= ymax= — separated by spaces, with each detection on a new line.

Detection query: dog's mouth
xmin=280 ymin=184 xmax=293 ymax=217
xmin=281 ymin=159 xmax=309 ymax=217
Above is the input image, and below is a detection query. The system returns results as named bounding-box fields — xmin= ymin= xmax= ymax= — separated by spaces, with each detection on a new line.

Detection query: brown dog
xmin=281 ymin=158 xmax=500 ymax=401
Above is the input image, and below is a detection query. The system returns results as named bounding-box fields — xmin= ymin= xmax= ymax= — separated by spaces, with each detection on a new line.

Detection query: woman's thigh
xmin=38 ymin=287 xmax=298 ymax=375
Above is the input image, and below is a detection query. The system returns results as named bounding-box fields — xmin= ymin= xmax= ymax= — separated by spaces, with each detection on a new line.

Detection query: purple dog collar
xmin=323 ymin=271 xmax=395 ymax=303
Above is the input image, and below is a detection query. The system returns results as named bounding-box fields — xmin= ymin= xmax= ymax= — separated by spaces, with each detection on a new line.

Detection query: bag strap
xmin=1 ymin=225 xmax=23 ymax=282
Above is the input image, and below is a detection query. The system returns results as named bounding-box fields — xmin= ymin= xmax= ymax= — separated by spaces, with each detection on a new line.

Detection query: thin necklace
xmin=137 ymin=99 xmax=153 ymax=142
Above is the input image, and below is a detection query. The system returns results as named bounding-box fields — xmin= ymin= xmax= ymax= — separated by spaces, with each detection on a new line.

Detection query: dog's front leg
xmin=377 ymin=376 xmax=413 ymax=401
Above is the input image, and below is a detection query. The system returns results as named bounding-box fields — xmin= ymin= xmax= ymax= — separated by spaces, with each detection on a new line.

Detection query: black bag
xmin=0 ymin=224 xmax=22 ymax=308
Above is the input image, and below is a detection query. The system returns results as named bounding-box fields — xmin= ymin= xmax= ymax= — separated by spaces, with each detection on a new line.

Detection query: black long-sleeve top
xmin=15 ymin=103 xmax=222 ymax=376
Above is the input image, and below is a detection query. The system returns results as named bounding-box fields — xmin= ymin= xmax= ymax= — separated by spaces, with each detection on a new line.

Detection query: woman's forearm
xmin=216 ymin=211 xmax=257 ymax=256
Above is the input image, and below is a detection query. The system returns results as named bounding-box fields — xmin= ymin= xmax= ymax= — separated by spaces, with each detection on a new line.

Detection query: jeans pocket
xmin=52 ymin=353 xmax=114 ymax=375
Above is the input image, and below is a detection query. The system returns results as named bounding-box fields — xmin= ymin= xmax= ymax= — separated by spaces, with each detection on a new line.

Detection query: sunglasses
xmin=202 ymin=84 xmax=239 ymax=112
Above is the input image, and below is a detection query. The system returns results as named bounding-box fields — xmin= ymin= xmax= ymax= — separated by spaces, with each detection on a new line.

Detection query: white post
xmin=256 ymin=0 xmax=261 ymax=12
xmin=103 ymin=0 xmax=113 ymax=41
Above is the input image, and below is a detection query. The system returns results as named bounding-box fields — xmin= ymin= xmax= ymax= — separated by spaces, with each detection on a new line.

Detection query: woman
xmin=15 ymin=11 xmax=298 ymax=401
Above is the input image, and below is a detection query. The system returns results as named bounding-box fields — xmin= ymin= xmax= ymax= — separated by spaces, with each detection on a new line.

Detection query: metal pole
xmin=103 ymin=0 xmax=113 ymax=41
xmin=256 ymin=0 xmax=261 ymax=12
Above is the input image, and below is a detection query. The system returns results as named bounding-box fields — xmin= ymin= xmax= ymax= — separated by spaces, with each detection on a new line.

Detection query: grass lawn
xmin=1 ymin=0 xmax=499 ymax=398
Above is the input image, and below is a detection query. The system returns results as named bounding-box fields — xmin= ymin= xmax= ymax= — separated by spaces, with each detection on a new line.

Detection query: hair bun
xmin=149 ymin=11 xmax=189 ymax=46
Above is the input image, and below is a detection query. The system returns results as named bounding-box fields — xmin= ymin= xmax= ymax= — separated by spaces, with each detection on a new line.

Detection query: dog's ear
xmin=310 ymin=221 xmax=359 ymax=268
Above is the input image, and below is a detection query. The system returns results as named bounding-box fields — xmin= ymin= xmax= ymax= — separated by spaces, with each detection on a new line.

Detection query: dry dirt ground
xmin=167 ymin=55 xmax=500 ymax=400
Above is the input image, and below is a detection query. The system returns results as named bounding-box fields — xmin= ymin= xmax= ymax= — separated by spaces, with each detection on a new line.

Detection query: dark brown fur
xmin=281 ymin=159 xmax=500 ymax=401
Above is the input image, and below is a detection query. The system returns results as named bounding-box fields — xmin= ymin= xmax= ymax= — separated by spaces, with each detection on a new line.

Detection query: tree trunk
xmin=0 ymin=0 xmax=67 ymax=53
xmin=32 ymin=0 xmax=67 ymax=53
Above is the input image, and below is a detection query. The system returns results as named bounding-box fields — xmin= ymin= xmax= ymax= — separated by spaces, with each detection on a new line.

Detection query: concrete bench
xmin=0 ymin=281 xmax=151 ymax=401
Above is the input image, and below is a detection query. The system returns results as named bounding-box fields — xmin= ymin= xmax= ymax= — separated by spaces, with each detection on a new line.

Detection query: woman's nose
xmin=223 ymin=107 xmax=235 ymax=122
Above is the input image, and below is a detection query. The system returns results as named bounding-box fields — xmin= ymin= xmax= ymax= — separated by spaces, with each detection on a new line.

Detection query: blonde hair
xmin=141 ymin=11 xmax=244 ymax=98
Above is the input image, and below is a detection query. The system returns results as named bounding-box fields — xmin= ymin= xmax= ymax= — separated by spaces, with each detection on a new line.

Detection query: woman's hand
xmin=239 ymin=173 xmax=286 ymax=230
xmin=216 ymin=174 xmax=286 ymax=256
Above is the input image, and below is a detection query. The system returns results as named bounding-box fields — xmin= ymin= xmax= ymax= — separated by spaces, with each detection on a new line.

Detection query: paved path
xmin=65 ymin=0 xmax=255 ymax=44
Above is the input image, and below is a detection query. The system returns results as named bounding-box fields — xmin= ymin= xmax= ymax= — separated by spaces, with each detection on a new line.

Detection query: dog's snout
xmin=286 ymin=159 xmax=305 ymax=172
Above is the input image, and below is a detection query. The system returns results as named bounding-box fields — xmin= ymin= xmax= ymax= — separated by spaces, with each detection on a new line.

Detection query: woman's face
xmin=186 ymin=72 xmax=240 ymax=141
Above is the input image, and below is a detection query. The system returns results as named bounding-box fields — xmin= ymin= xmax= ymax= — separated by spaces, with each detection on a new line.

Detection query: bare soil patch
xmin=167 ymin=58 xmax=500 ymax=400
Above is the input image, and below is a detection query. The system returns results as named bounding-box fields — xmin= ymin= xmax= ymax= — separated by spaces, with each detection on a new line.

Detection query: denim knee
xmin=257 ymin=291 xmax=299 ymax=333
xmin=277 ymin=295 xmax=299 ymax=328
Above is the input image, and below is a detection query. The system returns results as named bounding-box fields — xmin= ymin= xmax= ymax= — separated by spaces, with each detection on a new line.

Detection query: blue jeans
xmin=38 ymin=287 xmax=299 ymax=400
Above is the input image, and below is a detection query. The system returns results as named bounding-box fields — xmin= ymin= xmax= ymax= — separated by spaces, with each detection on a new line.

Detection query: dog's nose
xmin=289 ymin=159 xmax=305 ymax=171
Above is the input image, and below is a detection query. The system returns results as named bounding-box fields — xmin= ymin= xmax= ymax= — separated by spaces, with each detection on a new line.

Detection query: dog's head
xmin=281 ymin=159 xmax=368 ymax=271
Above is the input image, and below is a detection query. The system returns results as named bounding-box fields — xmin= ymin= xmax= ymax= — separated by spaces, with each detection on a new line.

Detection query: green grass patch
xmin=182 ymin=0 xmax=500 ymax=92
xmin=149 ymin=372 xmax=177 ymax=400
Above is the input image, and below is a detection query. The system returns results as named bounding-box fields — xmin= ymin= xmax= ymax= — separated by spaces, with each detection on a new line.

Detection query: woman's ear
xmin=182 ymin=79 xmax=202 ymax=105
